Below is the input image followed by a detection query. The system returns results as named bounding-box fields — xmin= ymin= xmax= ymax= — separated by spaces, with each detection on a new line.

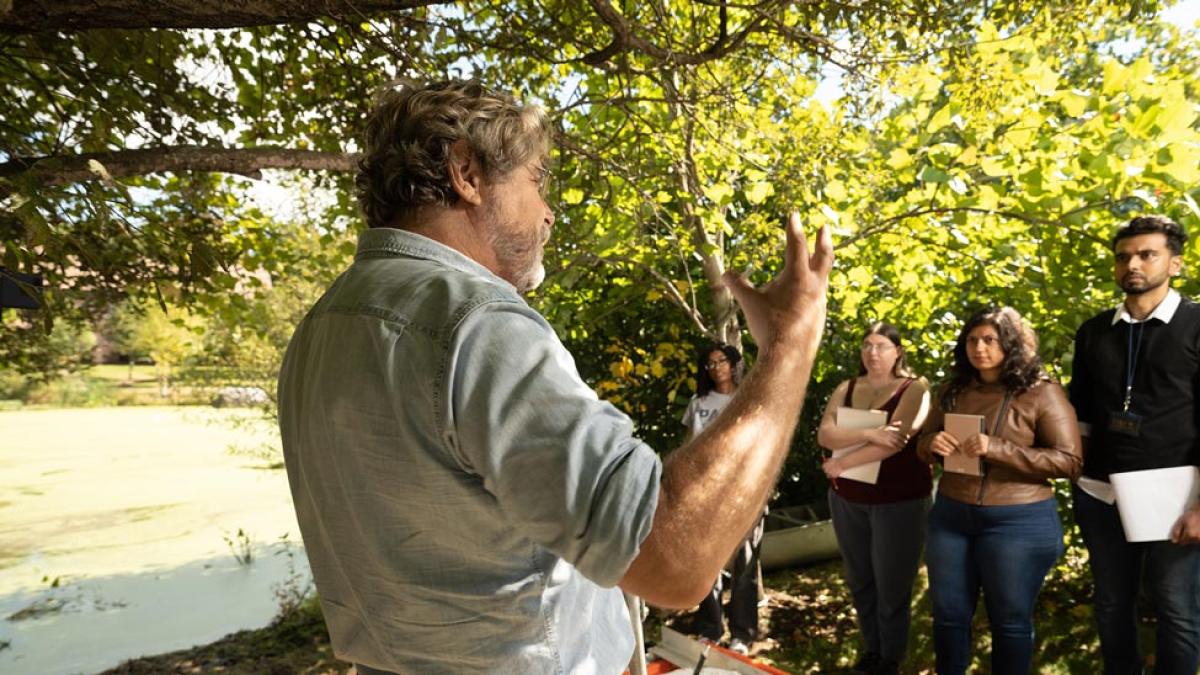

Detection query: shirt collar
xmin=1112 ymin=287 xmax=1181 ymax=325
xmin=354 ymin=227 xmax=512 ymax=289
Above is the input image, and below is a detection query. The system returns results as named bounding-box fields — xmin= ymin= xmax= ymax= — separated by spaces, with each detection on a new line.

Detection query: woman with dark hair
xmin=816 ymin=322 xmax=932 ymax=675
xmin=917 ymin=307 xmax=1083 ymax=675
xmin=689 ymin=343 xmax=744 ymax=401
xmin=681 ymin=342 xmax=758 ymax=654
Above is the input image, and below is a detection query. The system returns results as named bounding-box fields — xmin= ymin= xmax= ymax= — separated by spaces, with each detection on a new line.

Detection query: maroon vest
xmin=832 ymin=377 xmax=933 ymax=504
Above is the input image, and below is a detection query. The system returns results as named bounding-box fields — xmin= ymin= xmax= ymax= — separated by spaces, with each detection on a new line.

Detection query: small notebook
xmin=943 ymin=413 xmax=985 ymax=476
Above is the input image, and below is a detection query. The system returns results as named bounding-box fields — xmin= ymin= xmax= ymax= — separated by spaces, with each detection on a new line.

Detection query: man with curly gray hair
xmin=278 ymin=79 xmax=834 ymax=674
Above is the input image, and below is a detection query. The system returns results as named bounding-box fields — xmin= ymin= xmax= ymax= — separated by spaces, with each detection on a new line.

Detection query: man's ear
xmin=1171 ymin=254 xmax=1184 ymax=277
xmin=447 ymin=139 xmax=484 ymax=206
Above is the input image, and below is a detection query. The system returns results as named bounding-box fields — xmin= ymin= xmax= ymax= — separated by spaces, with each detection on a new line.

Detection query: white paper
xmin=943 ymin=413 xmax=985 ymax=476
xmin=1076 ymin=475 xmax=1117 ymax=505
xmin=1110 ymin=466 xmax=1200 ymax=542
xmin=833 ymin=407 xmax=888 ymax=484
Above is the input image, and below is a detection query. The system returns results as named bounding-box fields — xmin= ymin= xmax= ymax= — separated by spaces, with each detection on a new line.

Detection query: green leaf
xmin=745 ymin=181 xmax=773 ymax=205
xmin=1155 ymin=99 xmax=1198 ymax=139
xmin=920 ymin=166 xmax=949 ymax=183
xmin=704 ymin=183 xmax=733 ymax=205
xmin=928 ymin=104 xmax=953 ymax=133
xmin=1058 ymin=91 xmax=1089 ymax=117
xmin=1102 ymin=60 xmax=1130 ymax=96
xmin=824 ymin=180 xmax=847 ymax=201
xmin=886 ymin=148 xmax=912 ymax=170
xmin=980 ymin=157 xmax=1007 ymax=177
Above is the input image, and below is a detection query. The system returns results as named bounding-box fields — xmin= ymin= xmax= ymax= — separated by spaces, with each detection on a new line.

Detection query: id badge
xmin=1107 ymin=409 xmax=1143 ymax=437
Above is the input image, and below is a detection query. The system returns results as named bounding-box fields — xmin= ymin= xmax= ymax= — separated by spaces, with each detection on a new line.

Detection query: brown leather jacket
xmin=917 ymin=379 xmax=1083 ymax=506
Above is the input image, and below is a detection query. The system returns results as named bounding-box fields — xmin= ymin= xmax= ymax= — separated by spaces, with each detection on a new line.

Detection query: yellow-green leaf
xmin=745 ymin=181 xmax=774 ymax=205
xmin=887 ymin=148 xmax=912 ymax=170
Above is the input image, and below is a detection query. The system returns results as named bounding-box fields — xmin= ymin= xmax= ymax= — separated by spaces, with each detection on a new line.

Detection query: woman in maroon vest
xmin=817 ymin=322 xmax=933 ymax=675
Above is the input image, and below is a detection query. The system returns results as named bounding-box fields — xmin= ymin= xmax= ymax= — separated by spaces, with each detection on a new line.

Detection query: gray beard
xmin=487 ymin=224 xmax=546 ymax=293
xmin=519 ymin=262 xmax=546 ymax=292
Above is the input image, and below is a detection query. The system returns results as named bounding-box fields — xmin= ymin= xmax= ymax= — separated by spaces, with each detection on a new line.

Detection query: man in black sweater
xmin=1070 ymin=214 xmax=1200 ymax=675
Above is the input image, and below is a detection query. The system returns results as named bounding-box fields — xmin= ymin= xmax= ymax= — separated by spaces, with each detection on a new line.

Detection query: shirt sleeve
xmin=987 ymin=382 xmax=1084 ymax=481
xmin=681 ymin=396 xmax=697 ymax=432
xmin=1068 ymin=323 xmax=1096 ymax=435
xmin=916 ymin=387 xmax=947 ymax=465
xmin=442 ymin=300 xmax=662 ymax=588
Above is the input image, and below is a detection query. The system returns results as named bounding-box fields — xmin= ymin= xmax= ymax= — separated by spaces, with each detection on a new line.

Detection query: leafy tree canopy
xmin=2 ymin=0 xmax=1198 ymax=501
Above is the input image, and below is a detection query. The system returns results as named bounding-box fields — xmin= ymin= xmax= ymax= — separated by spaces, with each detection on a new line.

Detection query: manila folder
xmin=943 ymin=413 xmax=985 ymax=476
xmin=1110 ymin=466 xmax=1200 ymax=542
xmin=833 ymin=407 xmax=888 ymax=485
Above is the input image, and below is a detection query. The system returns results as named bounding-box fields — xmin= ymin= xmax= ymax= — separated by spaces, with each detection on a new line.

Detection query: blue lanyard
xmin=1125 ymin=321 xmax=1145 ymax=412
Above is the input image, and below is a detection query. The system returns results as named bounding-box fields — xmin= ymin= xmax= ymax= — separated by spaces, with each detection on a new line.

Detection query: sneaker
xmin=728 ymin=638 xmax=749 ymax=656
xmin=850 ymin=652 xmax=880 ymax=675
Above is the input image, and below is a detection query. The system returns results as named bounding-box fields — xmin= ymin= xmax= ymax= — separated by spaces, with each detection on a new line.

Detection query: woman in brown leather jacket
xmin=917 ymin=307 xmax=1082 ymax=675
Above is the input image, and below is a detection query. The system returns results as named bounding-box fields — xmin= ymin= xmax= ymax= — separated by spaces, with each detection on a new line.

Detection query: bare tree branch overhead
xmin=582 ymin=0 xmax=777 ymax=67
xmin=0 ymin=146 xmax=359 ymax=187
xmin=0 ymin=0 xmax=449 ymax=32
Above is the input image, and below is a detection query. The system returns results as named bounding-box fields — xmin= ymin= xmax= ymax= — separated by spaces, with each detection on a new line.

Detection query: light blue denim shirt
xmin=278 ymin=227 xmax=662 ymax=674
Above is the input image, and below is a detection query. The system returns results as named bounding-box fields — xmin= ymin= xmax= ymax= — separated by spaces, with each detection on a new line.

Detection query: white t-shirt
xmin=682 ymin=391 xmax=734 ymax=436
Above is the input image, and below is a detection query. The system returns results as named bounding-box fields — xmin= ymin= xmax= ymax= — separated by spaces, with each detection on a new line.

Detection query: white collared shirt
xmin=1111 ymin=287 xmax=1181 ymax=325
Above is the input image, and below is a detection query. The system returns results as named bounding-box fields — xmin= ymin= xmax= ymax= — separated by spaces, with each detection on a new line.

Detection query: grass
xmin=87 ymin=364 xmax=160 ymax=386
xmin=656 ymin=540 xmax=1151 ymax=674
xmin=9 ymin=365 xmax=214 ymax=408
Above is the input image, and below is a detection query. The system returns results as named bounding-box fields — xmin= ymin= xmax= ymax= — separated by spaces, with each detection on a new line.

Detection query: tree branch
xmin=582 ymin=0 xmax=775 ymax=67
xmin=838 ymin=203 xmax=1116 ymax=249
xmin=0 ymin=146 xmax=360 ymax=187
xmin=588 ymin=252 xmax=712 ymax=336
xmin=0 ymin=0 xmax=449 ymax=33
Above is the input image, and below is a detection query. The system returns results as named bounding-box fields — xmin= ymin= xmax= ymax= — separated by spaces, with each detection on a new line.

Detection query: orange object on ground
xmin=624 ymin=647 xmax=791 ymax=674
xmin=645 ymin=658 xmax=678 ymax=674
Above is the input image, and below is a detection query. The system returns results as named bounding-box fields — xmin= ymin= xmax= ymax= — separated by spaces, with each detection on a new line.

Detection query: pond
xmin=0 ymin=407 xmax=309 ymax=675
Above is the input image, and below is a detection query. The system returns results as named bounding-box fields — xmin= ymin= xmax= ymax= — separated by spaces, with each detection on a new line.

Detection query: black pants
xmin=695 ymin=515 xmax=765 ymax=643
xmin=830 ymin=490 xmax=928 ymax=664
xmin=1074 ymin=486 xmax=1200 ymax=675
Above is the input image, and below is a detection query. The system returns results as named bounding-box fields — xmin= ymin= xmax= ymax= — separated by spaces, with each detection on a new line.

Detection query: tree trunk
xmin=664 ymin=72 xmax=742 ymax=350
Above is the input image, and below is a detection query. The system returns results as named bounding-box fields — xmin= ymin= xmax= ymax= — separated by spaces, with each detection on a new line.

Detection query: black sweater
xmin=1069 ymin=295 xmax=1200 ymax=479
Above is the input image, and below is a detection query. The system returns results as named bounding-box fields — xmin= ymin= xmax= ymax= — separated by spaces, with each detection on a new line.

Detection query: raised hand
xmin=723 ymin=211 xmax=833 ymax=352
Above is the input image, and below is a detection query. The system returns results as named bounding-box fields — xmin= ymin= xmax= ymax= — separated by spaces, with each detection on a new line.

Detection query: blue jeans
xmin=1073 ymin=486 xmax=1200 ymax=675
xmin=830 ymin=490 xmax=929 ymax=663
xmin=926 ymin=495 xmax=1063 ymax=675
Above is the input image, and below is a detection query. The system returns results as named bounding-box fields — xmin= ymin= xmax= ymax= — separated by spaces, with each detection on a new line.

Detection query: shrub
xmin=0 ymin=369 xmax=30 ymax=401
xmin=24 ymin=376 xmax=118 ymax=407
